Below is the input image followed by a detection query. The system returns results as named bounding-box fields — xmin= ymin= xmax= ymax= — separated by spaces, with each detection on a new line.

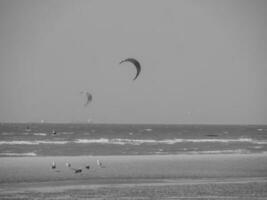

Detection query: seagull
xmin=67 ymin=165 xmax=82 ymax=174
xmin=51 ymin=161 xmax=60 ymax=172
xmin=51 ymin=161 xmax=56 ymax=169
xmin=66 ymin=162 xmax=71 ymax=168
xmin=97 ymin=159 xmax=105 ymax=168
xmin=72 ymin=168 xmax=82 ymax=173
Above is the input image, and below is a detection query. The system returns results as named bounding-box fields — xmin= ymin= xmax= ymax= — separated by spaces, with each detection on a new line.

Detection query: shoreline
xmin=1 ymin=153 xmax=267 ymax=199
xmin=1 ymin=153 xmax=267 ymax=183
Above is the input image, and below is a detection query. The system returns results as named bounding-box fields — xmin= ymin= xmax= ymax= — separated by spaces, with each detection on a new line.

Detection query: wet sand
xmin=0 ymin=154 xmax=267 ymax=199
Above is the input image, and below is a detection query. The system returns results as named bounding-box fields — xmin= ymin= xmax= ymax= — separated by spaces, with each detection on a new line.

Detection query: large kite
xmin=119 ymin=58 xmax=141 ymax=80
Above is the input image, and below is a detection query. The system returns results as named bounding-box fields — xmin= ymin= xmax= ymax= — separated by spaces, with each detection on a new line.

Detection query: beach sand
xmin=0 ymin=154 xmax=267 ymax=199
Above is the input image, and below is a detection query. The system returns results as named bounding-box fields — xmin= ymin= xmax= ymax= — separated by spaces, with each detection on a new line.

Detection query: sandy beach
xmin=0 ymin=153 xmax=267 ymax=199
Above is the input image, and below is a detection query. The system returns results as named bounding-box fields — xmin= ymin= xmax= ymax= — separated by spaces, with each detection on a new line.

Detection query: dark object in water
xmin=25 ymin=125 xmax=31 ymax=131
xmin=51 ymin=130 xmax=57 ymax=135
xmin=85 ymin=165 xmax=90 ymax=170
xmin=206 ymin=134 xmax=218 ymax=137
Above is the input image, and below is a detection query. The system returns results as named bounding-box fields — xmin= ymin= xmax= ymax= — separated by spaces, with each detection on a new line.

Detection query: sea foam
xmin=0 ymin=152 xmax=37 ymax=156
xmin=74 ymin=138 xmax=267 ymax=145
xmin=0 ymin=138 xmax=266 ymax=145
xmin=0 ymin=140 xmax=68 ymax=145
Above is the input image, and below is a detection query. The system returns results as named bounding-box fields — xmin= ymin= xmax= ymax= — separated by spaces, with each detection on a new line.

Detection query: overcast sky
xmin=0 ymin=0 xmax=266 ymax=124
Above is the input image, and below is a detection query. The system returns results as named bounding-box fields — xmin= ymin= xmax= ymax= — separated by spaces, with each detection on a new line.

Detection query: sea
xmin=0 ymin=123 xmax=267 ymax=157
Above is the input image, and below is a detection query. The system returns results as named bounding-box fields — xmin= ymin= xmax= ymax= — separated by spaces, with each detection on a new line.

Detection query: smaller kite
xmin=80 ymin=91 xmax=93 ymax=106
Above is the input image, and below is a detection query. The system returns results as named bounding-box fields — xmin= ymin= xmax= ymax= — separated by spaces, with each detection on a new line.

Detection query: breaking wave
xmin=0 ymin=138 xmax=266 ymax=146
xmin=74 ymin=138 xmax=267 ymax=145
xmin=0 ymin=140 xmax=68 ymax=145
xmin=33 ymin=133 xmax=47 ymax=136
xmin=0 ymin=152 xmax=37 ymax=156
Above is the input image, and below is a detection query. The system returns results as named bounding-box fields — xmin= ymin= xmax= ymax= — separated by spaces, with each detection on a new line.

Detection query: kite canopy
xmin=119 ymin=58 xmax=141 ymax=80
xmin=80 ymin=91 xmax=92 ymax=106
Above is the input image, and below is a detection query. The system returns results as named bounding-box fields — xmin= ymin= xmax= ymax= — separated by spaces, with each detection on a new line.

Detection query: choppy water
xmin=0 ymin=123 xmax=267 ymax=156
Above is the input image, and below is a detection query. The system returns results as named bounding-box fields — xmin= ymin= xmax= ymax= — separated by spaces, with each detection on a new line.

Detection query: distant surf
xmin=1 ymin=138 xmax=266 ymax=145
xmin=1 ymin=123 xmax=267 ymax=156
xmin=0 ymin=140 xmax=68 ymax=145
xmin=0 ymin=152 xmax=36 ymax=156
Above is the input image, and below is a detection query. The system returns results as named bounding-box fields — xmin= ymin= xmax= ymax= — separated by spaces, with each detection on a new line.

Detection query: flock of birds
xmin=51 ymin=159 xmax=105 ymax=174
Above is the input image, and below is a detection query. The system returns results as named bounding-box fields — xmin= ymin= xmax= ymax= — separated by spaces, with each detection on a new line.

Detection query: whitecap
xmin=73 ymin=138 xmax=267 ymax=145
xmin=61 ymin=132 xmax=74 ymax=135
xmin=33 ymin=133 xmax=47 ymax=136
xmin=75 ymin=138 xmax=109 ymax=144
xmin=1 ymin=132 xmax=13 ymax=135
xmin=144 ymin=128 xmax=152 ymax=132
xmin=253 ymin=146 xmax=263 ymax=149
xmin=0 ymin=152 xmax=37 ymax=156
xmin=0 ymin=140 xmax=68 ymax=145
xmin=1 ymin=138 xmax=266 ymax=146
xmin=188 ymin=149 xmax=251 ymax=154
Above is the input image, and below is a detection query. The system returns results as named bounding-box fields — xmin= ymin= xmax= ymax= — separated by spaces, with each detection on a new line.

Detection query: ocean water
xmin=0 ymin=123 xmax=267 ymax=157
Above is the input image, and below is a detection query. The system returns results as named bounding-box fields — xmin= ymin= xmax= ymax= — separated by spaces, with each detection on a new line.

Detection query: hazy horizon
xmin=1 ymin=0 xmax=266 ymax=124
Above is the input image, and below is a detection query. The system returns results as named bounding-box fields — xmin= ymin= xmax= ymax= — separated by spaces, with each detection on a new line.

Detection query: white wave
xmin=187 ymin=149 xmax=252 ymax=154
xmin=144 ymin=128 xmax=152 ymax=132
xmin=145 ymin=149 xmax=254 ymax=155
xmin=1 ymin=132 xmax=13 ymax=135
xmin=76 ymin=138 xmax=109 ymax=144
xmin=0 ymin=140 xmax=68 ymax=145
xmin=0 ymin=152 xmax=37 ymax=156
xmin=61 ymin=132 xmax=74 ymax=135
xmin=253 ymin=140 xmax=267 ymax=145
xmin=74 ymin=138 xmax=267 ymax=145
xmin=38 ymin=140 xmax=68 ymax=144
xmin=33 ymin=133 xmax=47 ymax=136
xmin=75 ymin=138 xmax=134 ymax=145
xmin=253 ymin=146 xmax=263 ymax=149
xmin=1 ymin=138 xmax=266 ymax=146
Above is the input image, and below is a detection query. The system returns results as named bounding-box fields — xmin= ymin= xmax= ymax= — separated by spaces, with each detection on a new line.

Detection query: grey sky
xmin=0 ymin=0 xmax=266 ymax=124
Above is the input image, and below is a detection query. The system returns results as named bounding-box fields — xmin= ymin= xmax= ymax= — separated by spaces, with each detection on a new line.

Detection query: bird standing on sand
xmin=73 ymin=168 xmax=82 ymax=173
xmin=97 ymin=159 xmax=104 ymax=168
xmin=51 ymin=161 xmax=56 ymax=169
xmin=66 ymin=162 xmax=71 ymax=168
